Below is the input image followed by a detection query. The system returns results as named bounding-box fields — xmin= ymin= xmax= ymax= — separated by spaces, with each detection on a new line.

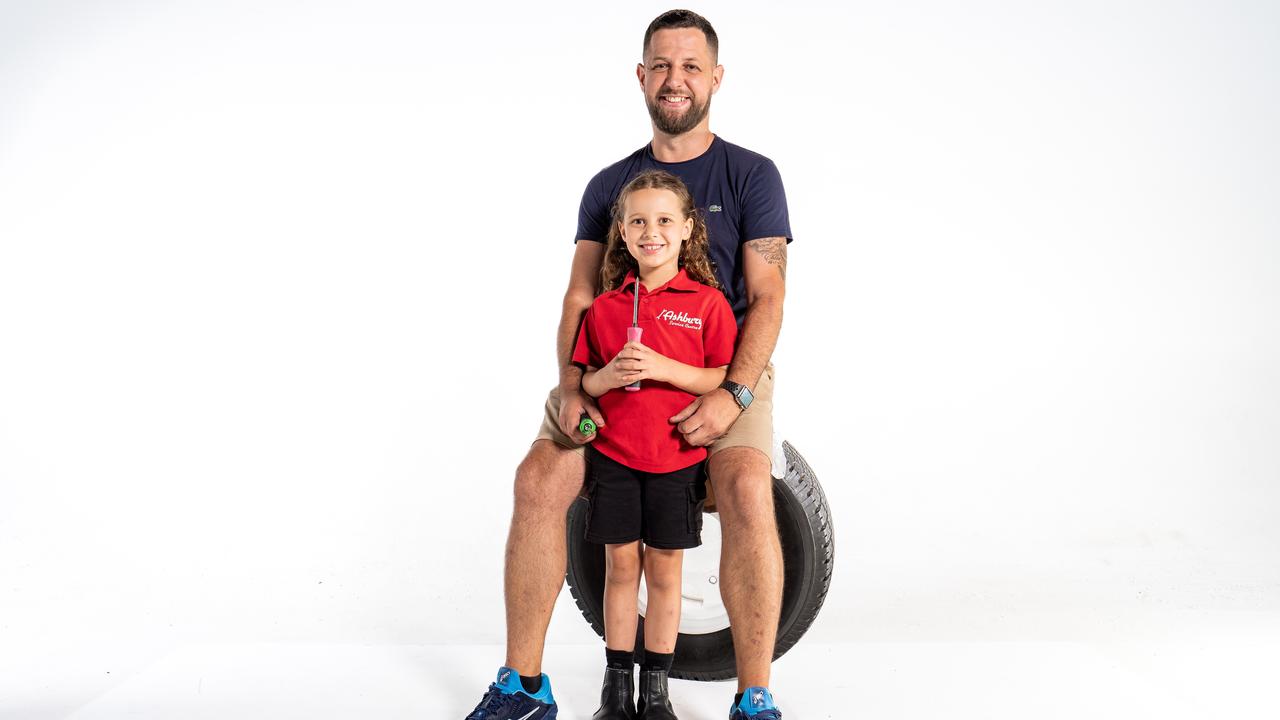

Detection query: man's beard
xmin=646 ymin=91 xmax=711 ymax=136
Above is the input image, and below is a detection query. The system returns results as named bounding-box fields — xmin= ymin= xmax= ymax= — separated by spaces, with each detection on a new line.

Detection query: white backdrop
xmin=2 ymin=0 xmax=1278 ymax=714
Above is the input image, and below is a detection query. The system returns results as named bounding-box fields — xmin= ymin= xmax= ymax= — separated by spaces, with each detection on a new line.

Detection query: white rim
xmin=637 ymin=512 xmax=730 ymax=635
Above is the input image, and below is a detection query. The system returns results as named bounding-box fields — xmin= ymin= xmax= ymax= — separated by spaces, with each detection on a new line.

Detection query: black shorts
xmin=584 ymin=445 xmax=707 ymax=550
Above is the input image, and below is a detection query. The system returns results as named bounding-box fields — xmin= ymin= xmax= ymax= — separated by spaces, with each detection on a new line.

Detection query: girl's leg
xmin=641 ymin=547 xmax=684 ymax=654
xmin=604 ymin=541 xmax=644 ymax=651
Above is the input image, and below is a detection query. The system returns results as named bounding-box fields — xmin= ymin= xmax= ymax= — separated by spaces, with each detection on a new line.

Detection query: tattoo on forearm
xmin=746 ymin=237 xmax=787 ymax=278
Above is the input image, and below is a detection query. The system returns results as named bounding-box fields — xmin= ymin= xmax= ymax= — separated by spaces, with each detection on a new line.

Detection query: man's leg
xmin=503 ymin=439 xmax=586 ymax=675
xmin=708 ymin=446 xmax=783 ymax=691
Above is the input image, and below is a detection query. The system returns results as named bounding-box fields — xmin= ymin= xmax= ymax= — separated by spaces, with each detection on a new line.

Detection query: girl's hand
xmin=608 ymin=341 xmax=673 ymax=386
xmin=598 ymin=345 xmax=641 ymax=390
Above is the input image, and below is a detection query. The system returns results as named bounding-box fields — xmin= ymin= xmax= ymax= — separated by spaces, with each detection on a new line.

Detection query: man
xmin=465 ymin=10 xmax=790 ymax=720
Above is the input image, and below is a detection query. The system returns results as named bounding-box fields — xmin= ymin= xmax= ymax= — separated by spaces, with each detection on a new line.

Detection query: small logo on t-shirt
xmin=657 ymin=309 xmax=703 ymax=329
xmin=708 ymin=204 xmax=723 ymax=212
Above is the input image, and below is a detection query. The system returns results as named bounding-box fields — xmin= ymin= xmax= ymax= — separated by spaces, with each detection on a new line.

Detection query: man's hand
xmin=558 ymin=386 xmax=605 ymax=444
xmin=669 ymin=387 xmax=742 ymax=447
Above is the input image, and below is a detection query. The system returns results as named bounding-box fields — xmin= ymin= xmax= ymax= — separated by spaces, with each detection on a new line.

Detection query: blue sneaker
xmin=464 ymin=666 xmax=557 ymax=719
xmin=729 ymin=686 xmax=782 ymax=719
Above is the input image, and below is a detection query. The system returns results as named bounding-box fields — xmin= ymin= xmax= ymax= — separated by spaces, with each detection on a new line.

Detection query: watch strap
xmin=719 ymin=380 xmax=752 ymax=411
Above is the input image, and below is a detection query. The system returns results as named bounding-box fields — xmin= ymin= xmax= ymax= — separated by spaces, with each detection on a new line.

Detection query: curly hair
xmin=599 ymin=170 xmax=720 ymax=293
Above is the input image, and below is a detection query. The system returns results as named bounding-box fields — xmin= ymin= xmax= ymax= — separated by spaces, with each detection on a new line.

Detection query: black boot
xmin=591 ymin=667 xmax=636 ymax=720
xmin=637 ymin=669 xmax=679 ymax=720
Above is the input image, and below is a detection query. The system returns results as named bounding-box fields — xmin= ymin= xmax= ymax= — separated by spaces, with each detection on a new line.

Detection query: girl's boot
xmin=636 ymin=669 xmax=679 ymax=720
xmin=591 ymin=667 xmax=637 ymax=720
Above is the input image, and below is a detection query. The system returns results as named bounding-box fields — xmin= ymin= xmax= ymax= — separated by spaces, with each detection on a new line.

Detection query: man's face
xmin=638 ymin=28 xmax=723 ymax=136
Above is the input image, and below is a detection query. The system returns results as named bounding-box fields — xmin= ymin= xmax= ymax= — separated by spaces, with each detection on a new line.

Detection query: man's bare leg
xmin=709 ymin=446 xmax=783 ymax=691
xmin=503 ymin=439 xmax=586 ymax=675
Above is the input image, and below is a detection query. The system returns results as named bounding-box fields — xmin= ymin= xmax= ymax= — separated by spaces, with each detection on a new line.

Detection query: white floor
xmin=1 ymin=637 xmax=1267 ymax=719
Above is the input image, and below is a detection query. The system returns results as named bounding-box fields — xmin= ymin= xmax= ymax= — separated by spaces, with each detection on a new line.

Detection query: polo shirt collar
xmin=622 ymin=268 xmax=700 ymax=295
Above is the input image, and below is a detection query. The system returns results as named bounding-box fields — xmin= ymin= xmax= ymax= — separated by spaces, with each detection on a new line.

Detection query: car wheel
xmin=565 ymin=440 xmax=834 ymax=680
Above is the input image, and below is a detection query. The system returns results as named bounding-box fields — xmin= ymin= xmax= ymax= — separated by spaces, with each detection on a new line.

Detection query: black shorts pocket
xmin=686 ymin=479 xmax=707 ymax=535
xmin=583 ymin=465 xmax=597 ymax=537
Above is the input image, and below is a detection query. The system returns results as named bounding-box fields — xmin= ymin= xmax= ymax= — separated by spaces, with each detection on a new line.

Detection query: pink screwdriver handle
xmin=625 ymin=326 xmax=643 ymax=391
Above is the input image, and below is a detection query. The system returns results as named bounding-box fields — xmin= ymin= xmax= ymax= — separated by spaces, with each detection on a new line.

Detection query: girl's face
xmin=619 ymin=188 xmax=692 ymax=276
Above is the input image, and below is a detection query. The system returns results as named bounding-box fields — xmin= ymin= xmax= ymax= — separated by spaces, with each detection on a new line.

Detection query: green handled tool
xmin=578 ymin=415 xmax=597 ymax=435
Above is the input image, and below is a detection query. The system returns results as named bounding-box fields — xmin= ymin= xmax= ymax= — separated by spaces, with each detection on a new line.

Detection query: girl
xmin=572 ymin=170 xmax=737 ymax=720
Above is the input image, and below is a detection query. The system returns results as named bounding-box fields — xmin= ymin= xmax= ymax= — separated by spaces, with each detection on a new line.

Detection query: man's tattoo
xmin=746 ymin=236 xmax=787 ymax=279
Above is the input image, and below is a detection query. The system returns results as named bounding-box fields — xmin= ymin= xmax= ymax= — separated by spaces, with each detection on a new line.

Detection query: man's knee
xmin=709 ymin=448 xmax=775 ymax=533
xmin=512 ymin=440 xmax=585 ymax=514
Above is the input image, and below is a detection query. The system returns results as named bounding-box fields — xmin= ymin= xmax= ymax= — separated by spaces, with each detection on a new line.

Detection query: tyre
xmin=565 ymin=440 xmax=834 ymax=681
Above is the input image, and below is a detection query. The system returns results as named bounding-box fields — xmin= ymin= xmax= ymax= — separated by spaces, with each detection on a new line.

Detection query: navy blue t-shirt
xmin=575 ymin=136 xmax=792 ymax=324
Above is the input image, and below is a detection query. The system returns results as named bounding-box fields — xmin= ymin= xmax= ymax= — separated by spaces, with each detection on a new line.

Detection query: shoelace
xmin=466 ymin=684 xmax=516 ymax=719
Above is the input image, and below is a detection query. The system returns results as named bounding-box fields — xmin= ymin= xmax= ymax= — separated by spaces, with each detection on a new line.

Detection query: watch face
xmin=739 ymin=386 xmax=754 ymax=407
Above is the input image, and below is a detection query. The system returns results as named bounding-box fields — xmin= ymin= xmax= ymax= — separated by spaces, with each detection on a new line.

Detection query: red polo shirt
xmin=572 ymin=268 xmax=737 ymax=473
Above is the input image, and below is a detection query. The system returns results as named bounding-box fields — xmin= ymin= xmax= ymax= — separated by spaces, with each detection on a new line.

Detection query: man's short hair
xmin=643 ymin=9 xmax=719 ymax=62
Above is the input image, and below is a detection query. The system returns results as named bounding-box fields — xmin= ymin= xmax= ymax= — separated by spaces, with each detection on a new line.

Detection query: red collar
xmin=620 ymin=268 xmax=701 ymax=295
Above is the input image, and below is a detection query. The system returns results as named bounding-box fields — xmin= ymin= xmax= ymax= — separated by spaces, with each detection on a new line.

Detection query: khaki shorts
xmin=534 ymin=363 xmax=775 ymax=463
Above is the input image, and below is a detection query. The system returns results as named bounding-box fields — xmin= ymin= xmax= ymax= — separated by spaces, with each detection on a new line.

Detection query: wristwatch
xmin=719 ymin=380 xmax=754 ymax=411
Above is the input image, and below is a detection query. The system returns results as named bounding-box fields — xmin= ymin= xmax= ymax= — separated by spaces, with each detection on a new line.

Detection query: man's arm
xmin=670 ymin=236 xmax=787 ymax=446
xmin=556 ymin=241 xmax=607 ymax=438
xmin=727 ymin=236 xmax=787 ymax=389
xmin=558 ymin=241 xmax=605 ymax=387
